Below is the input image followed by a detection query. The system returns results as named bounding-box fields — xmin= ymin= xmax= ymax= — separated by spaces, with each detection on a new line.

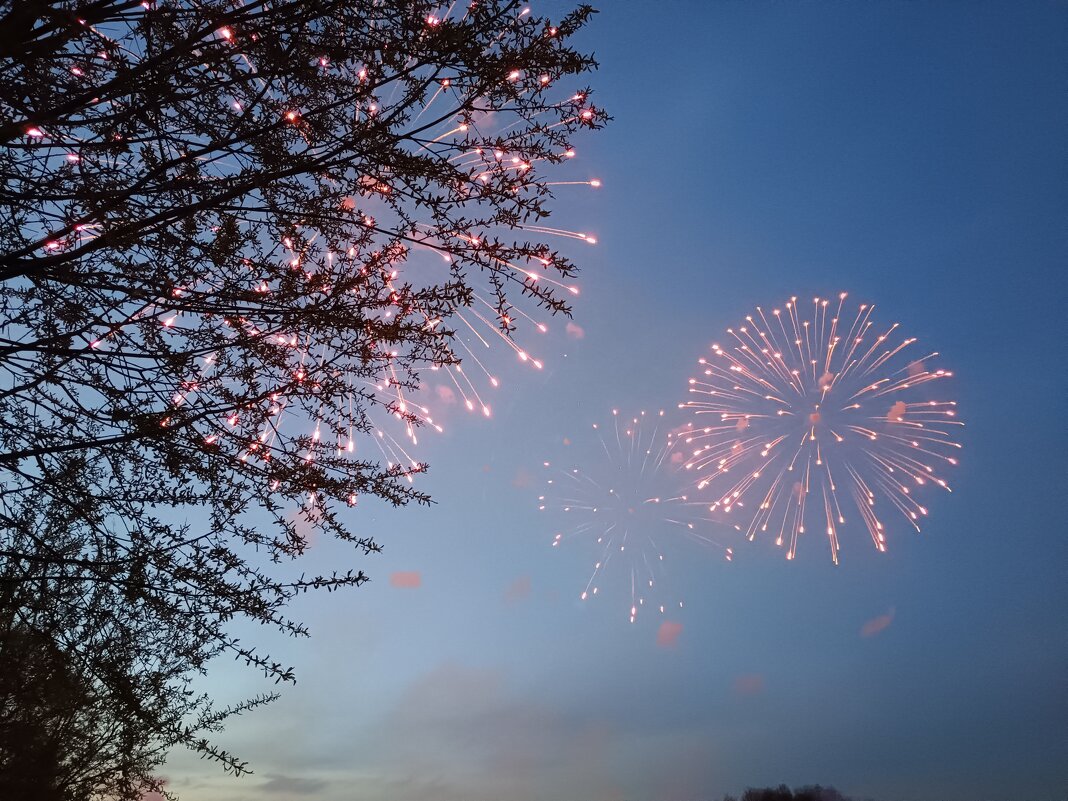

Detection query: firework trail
xmin=539 ymin=410 xmax=735 ymax=623
xmin=242 ymin=8 xmax=601 ymax=482
xmin=681 ymin=293 xmax=962 ymax=563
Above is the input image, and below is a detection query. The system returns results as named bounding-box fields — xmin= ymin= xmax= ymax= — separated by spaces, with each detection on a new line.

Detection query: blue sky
xmin=168 ymin=3 xmax=1067 ymax=800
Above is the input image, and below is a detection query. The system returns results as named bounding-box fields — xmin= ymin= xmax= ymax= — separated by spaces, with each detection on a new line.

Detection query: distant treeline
xmin=726 ymin=786 xmax=859 ymax=801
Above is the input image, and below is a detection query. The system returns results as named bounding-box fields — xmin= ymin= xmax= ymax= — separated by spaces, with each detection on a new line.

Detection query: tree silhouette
xmin=740 ymin=785 xmax=853 ymax=801
xmin=0 ymin=533 xmax=273 ymax=798
xmin=0 ymin=483 xmax=277 ymax=797
xmin=0 ymin=0 xmax=603 ymax=787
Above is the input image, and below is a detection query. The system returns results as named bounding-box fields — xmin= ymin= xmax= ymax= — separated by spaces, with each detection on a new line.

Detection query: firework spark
xmin=681 ymin=293 xmax=962 ymax=563
xmin=540 ymin=410 xmax=734 ymax=623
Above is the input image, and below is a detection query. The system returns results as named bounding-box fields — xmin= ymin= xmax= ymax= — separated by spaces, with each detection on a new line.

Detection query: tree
xmin=1 ymin=472 xmax=273 ymax=798
xmin=0 ymin=0 xmax=603 ymax=787
xmin=741 ymin=785 xmax=795 ymax=801
xmin=740 ymin=786 xmax=853 ymax=801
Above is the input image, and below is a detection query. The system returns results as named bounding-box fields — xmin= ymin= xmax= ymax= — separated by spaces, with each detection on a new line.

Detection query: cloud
xmin=565 ymin=321 xmax=585 ymax=340
xmin=157 ymin=662 xmax=742 ymax=801
xmin=887 ymin=400 xmax=907 ymax=422
xmin=390 ymin=571 xmax=422 ymax=589
xmin=504 ymin=575 xmax=531 ymax=604
xmin=512 ymin=466 xmax=534 ymax=489
xmin=656 ymin=620 xmax=683 ymax=648
xmin=732 ymin=674 xmax=765 ymax=696
xmin=260 ymin=774 xmax=329 ymax=794
xmin=286 ymin=502 xmax=324 ymax=551
xmin=435 ymin=385 xmax=457 ymax=405
xmin=351 ymin=664 xmax=622 ymax=801
xmin=860 ymin=607 xmax=895 ymax=638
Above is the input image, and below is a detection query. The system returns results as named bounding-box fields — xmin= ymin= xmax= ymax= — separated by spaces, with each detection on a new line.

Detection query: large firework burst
xmin=539 ymin=410 xmax=734 ymax=622
xmin=680 ymin=294 xmax=962 ymax=563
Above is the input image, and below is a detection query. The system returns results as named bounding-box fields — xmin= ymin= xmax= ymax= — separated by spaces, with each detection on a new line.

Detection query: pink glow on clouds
xmin=656 ymin=621 xmax=683 ymax=647
xmin=565 ymin=321 xmax=585 ymax=340
xmin=861 ymin=607 xmax=896 ymax=637
xmin=512 ymin=466 xmax=534 ymax=489
xmin=435 ymin=385 xmax=457 ymax=404
xmin=504 ymin=575 xmax=531 ymax=603
xmin=390 ymin=571 xmax=422 ymax=589
xmin=733 ymin=674 xmax=765 ymax=696
xmin=138 ymin=784 xmax=168 ymax=801
xmin=287 ymin=508 xmax=321 ymax=550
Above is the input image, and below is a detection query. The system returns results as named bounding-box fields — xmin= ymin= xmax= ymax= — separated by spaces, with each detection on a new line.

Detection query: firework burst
xmin=681 ymin=293 xmax=962 ymax=563
xmin=539 ymin=410 xmax=734 ymax=623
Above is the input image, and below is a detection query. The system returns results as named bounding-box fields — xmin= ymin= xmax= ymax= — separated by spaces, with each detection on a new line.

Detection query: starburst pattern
xmin=540 ymin=410 xmax=734 ymax=622
xmin=681 ymin=294 xmax=962 ymax=563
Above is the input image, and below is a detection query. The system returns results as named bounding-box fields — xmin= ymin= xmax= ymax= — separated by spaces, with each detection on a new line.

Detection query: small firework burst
xmin=540 ymin=410 xmax=734 ymax=622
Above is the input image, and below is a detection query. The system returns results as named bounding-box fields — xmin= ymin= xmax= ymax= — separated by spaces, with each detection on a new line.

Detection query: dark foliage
xmin=738 ymin=785 xmax=852 ymax=801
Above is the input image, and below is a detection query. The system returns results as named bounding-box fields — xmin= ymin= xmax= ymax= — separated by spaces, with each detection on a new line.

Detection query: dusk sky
xmin=166 ymin=3 xmax=1066 ymax=800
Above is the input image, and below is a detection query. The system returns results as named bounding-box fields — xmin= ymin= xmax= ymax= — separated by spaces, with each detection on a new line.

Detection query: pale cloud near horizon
xmin=261 ymin=774 xmax=329 ymax=794
xmin=343 ymin=663 xmax=624 ymax=801
xmin=152 ymin=657 xmax=848 ymax=801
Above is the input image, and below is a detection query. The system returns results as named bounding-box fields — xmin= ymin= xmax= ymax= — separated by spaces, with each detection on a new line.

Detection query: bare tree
xmin=0 ymin=0 xmax=603 ymax=790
